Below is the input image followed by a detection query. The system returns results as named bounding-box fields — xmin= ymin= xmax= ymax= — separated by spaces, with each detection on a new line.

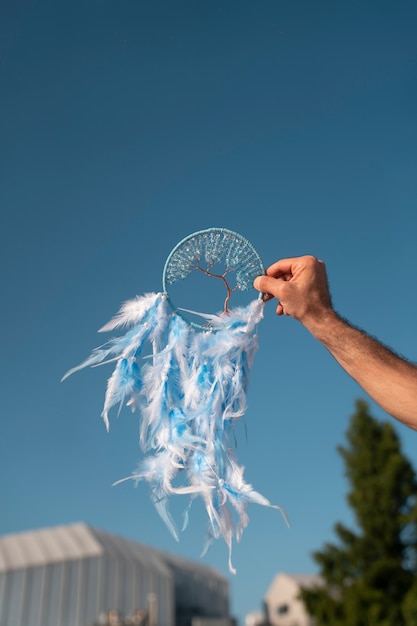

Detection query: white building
xmin=0 ymin=522 xmax=231 ymax=626
xmin=245 ymin=611 xmax=268 ymax=626
xmin=263 ymin=573 xmax=322 ymax=626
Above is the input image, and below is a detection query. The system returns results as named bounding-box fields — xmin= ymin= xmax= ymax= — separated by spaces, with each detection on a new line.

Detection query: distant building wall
xmin=0 ymin=556 xmax=173 ymax=626
xmin=192 ymin=618 xmax=237 ymax=626
xmin=263 ymin=573 xmax=322 ymax=626
xmin=0 ymin=523 xmax=230 ymax=626
xmin=245 ymin=612 xmax=268 ymax=626
xmin=159 ymin=552 xmax=229 ymax=626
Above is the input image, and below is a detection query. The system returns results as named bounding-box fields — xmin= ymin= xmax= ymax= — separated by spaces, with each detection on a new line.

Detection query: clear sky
xmin=1 ymin=1 xmax=417 ymax=624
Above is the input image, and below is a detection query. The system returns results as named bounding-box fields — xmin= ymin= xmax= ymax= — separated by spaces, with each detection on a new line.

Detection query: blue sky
xmin=1 ymin=0 xmax=417 ymax=623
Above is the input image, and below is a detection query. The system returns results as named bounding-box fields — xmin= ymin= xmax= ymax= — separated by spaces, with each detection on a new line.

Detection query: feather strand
xmin=63 ymin=294 xmax=288 ymax=572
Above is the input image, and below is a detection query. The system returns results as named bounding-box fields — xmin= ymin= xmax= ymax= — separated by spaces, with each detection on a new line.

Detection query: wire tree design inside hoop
xmin=162 ymin=227 xmax=265 ymax=330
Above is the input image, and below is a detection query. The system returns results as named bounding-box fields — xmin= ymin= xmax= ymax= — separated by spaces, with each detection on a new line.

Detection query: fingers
xmin=253 ymin=255 xmax=330 ymax=322
xmin=264 ymin=257 xmax=300 ymax=278
xmin=253 ymin=275 xmax=282 ymax=299
xmin=276 ymin=302 xmax=285 ymax=316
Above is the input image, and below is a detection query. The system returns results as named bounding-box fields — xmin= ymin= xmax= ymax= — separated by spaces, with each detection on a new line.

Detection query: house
xmin=263 ymin=572 xmax=322 ymax=626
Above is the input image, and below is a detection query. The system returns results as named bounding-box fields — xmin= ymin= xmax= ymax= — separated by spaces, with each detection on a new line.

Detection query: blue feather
xmin=63 ymin=294 xmax=289 ymax=573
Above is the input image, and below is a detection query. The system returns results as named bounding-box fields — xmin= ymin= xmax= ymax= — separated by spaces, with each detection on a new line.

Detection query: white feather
xmin=63 ymin=293 xmax=288 ymax=574
xmin=99 ymin=292 xmax=163 ymax=332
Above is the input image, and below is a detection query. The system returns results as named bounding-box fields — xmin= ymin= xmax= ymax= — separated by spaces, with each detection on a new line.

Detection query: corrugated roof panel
xmin=90 ymin=527 xmax=172 ymax=578
xmin=0 ymin=523 xmax=103 ymax=572
xmin=61 ymin=522 xmax=103 ymax=557
xmin=160 ymin=550 xmax=228 ymax=582
xmin=0 ymin=535 xmax=27 ymax=570
xmin=0 ymin=523 xmax=174 ymax=579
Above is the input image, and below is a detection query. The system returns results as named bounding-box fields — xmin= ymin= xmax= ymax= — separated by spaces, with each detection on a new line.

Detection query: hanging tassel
xmin=62 ymin=292 xmax=168 ymax=430
xmin=63 ymin=294 xmax=289 ymax=573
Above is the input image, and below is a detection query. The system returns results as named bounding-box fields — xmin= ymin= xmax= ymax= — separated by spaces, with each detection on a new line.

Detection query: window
xmin=277 ymin=603 xmax=289 ymax=615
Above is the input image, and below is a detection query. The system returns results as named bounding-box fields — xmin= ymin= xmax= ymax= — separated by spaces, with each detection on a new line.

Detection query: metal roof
xmin=0 ymin=522 xmax=171 ymax=577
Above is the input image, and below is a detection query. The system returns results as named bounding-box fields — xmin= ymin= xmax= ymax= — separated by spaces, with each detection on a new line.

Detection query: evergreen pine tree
xmin=300 ymin=399 xmax=417 ymax=626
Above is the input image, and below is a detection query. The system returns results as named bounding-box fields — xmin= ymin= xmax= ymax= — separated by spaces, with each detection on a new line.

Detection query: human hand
xmin=253 ymin=255 xmax=333 ymax=324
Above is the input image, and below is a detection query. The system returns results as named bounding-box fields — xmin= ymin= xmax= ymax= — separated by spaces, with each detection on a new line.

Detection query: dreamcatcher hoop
xmin=162 ymin=227 xmax=265 ymax=330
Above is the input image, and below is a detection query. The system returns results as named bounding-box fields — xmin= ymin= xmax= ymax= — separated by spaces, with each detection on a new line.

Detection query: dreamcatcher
xmin=62 ymin=227 xmax=288 ymax=572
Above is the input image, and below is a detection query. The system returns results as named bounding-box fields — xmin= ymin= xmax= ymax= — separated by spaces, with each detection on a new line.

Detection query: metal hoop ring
xmin=162 ymin=227 xmax=264 ymax=331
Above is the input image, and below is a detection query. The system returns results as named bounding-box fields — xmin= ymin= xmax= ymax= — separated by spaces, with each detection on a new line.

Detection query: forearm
xmin=304 ymin=311 xmax=417 ymax=430
xmin=253 ymin=255 xmax=417 ymax=430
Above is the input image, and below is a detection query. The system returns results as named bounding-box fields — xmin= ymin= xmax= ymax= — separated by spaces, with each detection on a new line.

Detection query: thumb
xmin=253 ymin=275 xmax=281 ymax=299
